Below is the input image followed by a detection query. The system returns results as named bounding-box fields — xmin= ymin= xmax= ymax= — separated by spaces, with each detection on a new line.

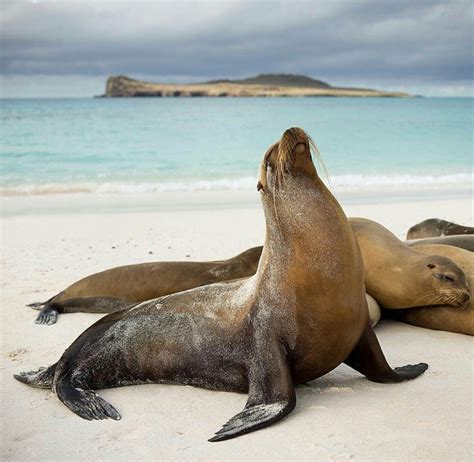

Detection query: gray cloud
xmin=0 ymin=0 xmax=472 ymax=96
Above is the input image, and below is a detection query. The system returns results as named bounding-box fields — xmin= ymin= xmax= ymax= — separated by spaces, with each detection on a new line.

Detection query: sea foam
xmin=1 ymin=173 xmax=471 ymax=196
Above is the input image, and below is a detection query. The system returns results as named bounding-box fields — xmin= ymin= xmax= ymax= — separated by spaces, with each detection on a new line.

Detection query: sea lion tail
xmin=14 ymin=363 xmax=57 ymax=389
xmin=54 ymin=373 xmax=121 ymax=421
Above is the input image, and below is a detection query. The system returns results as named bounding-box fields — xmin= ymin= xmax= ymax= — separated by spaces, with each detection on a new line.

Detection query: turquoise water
xmin=1 ymin=97 xmax=472 ymax=195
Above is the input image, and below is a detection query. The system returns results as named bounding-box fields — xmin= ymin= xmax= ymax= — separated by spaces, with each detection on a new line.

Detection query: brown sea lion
xmin=388 ymin=244 xmax=474 ymax=335
xmin=30 ymin=246 xmax=262 ymax=325
xmin=406 ymin=235 xmax=474 ymax=252
xmin=407 ymin=218 xmax=474 ymax=240
xmin=31 ymin=218 xmax=470 ymax=324
xmin=349 ymin=218 xmax=470 ymax=309
xmin=14 ymin=128 xmax=427 ymax=441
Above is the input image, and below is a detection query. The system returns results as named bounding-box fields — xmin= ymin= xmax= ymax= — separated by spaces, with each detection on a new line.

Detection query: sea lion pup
xmin=14 ymin=128 xmax=428 ymax=442
xmin=30 ymin=246 xmax=263 ymax=325
xmin=388 ymin=244 xmax=474 ymax=336
xmin=407 ymin=218 xmax=474 ymax=240
xmin=349 ymin=218 xmax=470 ymax=309
xmin=406 ymin=235 xmax=474 ymax=252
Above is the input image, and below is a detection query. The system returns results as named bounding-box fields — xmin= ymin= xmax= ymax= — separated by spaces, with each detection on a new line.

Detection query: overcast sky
xmin=1 ymin=0 xmax=472 ymax=97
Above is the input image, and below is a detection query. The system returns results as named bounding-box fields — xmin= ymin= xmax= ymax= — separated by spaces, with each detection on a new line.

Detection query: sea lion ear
xmin=257 ymin=156 xmax=268 ymax=192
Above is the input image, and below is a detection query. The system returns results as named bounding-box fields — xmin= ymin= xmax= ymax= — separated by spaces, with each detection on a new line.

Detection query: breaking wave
xmin=1 ymin=172 xmax=472 ymax=196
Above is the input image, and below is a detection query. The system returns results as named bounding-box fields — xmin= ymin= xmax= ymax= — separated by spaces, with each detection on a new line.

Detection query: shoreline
xmin=1 ymin=187 xmax=472 ymax=218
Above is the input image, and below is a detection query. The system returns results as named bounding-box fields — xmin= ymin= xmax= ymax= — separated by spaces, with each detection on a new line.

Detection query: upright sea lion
xmin=349 ymin=218 xmax=470 ymax=309
xmin=407 ymin=218 xmax=474 ymax=240
xmin=30 ymin=246 xmax=262 ymax=325
xmin=406 ymin=235 xmax=474 ymax=252
xmin=15 ymin=128 xmax=427 ymax=441
xmin=388 ymin=244 xmax=474 ymax=335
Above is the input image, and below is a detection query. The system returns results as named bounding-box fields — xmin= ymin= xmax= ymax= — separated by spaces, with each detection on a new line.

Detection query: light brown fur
xmin=349 ymin=218 xmax=470 ymax=309
xmin=389 ymin=244 xmax=474 ymax=335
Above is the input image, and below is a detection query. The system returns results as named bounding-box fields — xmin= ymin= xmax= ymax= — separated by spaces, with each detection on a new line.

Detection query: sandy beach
xmin=1 ymin=192 xmax=473 ymax=461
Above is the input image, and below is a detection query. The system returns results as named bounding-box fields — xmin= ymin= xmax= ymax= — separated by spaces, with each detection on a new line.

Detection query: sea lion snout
xmin=257 ymin=129 xmax=316 ymax=192
xmin=461 ymin=290 xmax=471 ymax=306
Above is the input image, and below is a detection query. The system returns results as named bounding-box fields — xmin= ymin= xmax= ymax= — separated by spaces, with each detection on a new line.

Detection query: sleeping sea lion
xmin=14 ymin=128 xmax=427 ymax=441
xmin=406 ymin=235 xmax=474 ymax=252
xmin=407 ymin=218 xmax=474 ymax=240
xmin=30 ymin=218 xmax=470 ymax=325
xmin=30 ymin=246 xmax=262 ymax=325
xmin=388 ymin=244 xmax=474 ymax=335
xmin=349 ymin=218 xmax=470 ymax=309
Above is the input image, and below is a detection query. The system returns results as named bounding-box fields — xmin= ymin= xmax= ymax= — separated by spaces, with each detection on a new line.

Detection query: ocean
xmin=1 ymin=97 xmax=472 ymax=197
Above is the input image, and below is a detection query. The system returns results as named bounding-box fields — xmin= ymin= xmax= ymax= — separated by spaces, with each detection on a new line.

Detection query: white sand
xmin=1 ymin=193 xmax=473 ymax=461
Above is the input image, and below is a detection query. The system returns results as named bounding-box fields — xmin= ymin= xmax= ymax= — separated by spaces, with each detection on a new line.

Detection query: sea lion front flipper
xmin=344 ymin=321 xmax=428 ymax=383
xmin=209 ymin=345 xmax=296 ymax=442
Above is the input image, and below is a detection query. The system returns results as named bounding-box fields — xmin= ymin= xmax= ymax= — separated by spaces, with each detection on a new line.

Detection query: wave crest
xmin=1 ymin=172 xmax=472 ymax=197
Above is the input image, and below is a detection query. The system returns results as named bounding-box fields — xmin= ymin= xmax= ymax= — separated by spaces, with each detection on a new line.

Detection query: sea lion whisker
xmin=410 ymin=291 xmax=441 ymax=306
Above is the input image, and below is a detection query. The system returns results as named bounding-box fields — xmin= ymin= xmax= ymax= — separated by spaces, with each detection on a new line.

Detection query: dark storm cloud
xmin=1 ymin=0 xmax=472 ymax=86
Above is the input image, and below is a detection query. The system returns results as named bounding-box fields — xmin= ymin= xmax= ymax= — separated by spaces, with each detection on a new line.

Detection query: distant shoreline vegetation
xmin=100 ymin=74 xmax=412 ymax=98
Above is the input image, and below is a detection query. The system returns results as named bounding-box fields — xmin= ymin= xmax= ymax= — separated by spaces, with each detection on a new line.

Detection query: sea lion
xmin=388 ymin=244 xmax=474 ymax=335
xmin=349 ymin=218 xmax=470 ymax=309
xmin=15 ymin=128 xmax=427 ymax=441
xmin=406 ymin=235 xmax=474 ymax=252
xmin=30 ymin=246 xmax=262 ymax=325
xmin=407 ymin=218 xmax=474 ymax=240
xmin=31 ymin=219 xmax=470 ymax=324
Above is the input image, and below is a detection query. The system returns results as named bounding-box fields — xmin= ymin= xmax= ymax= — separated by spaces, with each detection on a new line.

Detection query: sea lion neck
xmin=256 ymin=174 xmax=348 ymax=286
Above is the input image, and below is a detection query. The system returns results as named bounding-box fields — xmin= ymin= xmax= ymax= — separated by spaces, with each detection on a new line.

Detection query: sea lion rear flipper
xmin=55 ymin=373 xmax=121 ymax=421
xmin=14 ymin=363 xmax=57 ymax=389
xmin=33 ymin=297 xmax=133 ymax=326
xmin=35 ymin=306 xmax=59 ymax=325
xmin=344 ymin=321 xmax=428 ymax=383
xmin=209 ymin=345 xmax=295 ymax=442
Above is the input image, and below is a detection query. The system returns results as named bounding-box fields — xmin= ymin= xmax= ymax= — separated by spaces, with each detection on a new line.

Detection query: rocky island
xmin=102 ymin=74 xmax=411 ymax=98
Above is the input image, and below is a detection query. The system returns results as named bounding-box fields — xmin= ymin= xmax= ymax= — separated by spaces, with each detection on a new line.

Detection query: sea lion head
xmin=417 ymin=254 xmax=471 ymax=307
xmin=257 ymin=127 xmax=336 ymax=248
xmin=257 ymin=127 xmax=320 ymax=194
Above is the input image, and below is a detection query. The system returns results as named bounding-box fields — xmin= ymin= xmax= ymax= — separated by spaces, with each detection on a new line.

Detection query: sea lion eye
xmin=427 ymin=264 xmax=436 ymax=269
xmin=434 ymin=274 xmax=455 ymax=283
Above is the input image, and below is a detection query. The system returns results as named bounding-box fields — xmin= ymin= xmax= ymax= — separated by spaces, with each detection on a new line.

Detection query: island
xmin=101 ymin=74 xmax=411 ymax=98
